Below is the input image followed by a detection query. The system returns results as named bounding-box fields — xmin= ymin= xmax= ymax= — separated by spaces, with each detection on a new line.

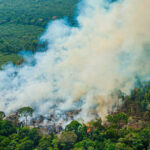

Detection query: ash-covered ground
xmin=4 ymin=109 xmax=81 ymax=134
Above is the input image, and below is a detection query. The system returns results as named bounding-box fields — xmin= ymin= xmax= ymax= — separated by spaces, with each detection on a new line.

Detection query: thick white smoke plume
xmin=0 ymin=0 xmax=150 ymax=122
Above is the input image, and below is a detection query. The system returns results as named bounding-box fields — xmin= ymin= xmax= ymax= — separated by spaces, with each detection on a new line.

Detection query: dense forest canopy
xmin=0 ymin=0 xmax=150 ymax=149
xmin=0 ymin=83 xmax=150 ymax=150
xmin=0 ymin=0 xmax=78 ymax=66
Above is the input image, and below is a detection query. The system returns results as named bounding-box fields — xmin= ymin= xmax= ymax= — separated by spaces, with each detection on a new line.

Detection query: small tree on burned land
xmin=18 ymin=107 xmax=34 ymax=126
xmin=0 ymin=111 xmax=5 ymax=119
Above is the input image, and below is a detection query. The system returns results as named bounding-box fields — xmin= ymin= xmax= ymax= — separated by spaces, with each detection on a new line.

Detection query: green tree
xmin=65 ymin=120 xmax=82 ymax=141
xmin=0 ymin=137 xmax=10 ymax=147
xmin=18 ymin=107 xmax=34 ymax=126
xmin=59 ymin=131 xmax=77 ymax=149
xmin=51 ymin=137 xmax=59 ymax=150
xmin=37 ymin=135 xmax=52 ymax=150
xmin=7 ymin=140 xmax=18 ymax=150
xmin=104 ymin=139 xmax=115 ymax=150
xmin=107 ymin=113 xmax=128 ymax=128
xmin=18 ymin=126 xmax=30 ymax=139
xmin=16 ymin=137 xmax=34 ymax=150
xmin=0 ymin=119 xmax=16 ymax=136
xmin=115 ymin=143 xmax=132 ymax=150
xmin=74 ymin=138 xmax=96 ymax=150
xmin=28 ymin=128 xmax=41 ymax=147
xmin=0 ymin=111 xmax=5 ymax=118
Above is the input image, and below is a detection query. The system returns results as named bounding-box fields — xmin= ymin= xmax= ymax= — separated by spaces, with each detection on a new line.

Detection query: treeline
xmin=0 ymin=83 xmax=150 ymax=150
xmin=0 ymin=113 xmax=150 ymax=150
xmin=118 ymin=81 xmax=150 ymax=121
xmin=0 ymin=0 xmax=78 ymax=66
xmin=0 ymin=0 xmax=78 ymax=27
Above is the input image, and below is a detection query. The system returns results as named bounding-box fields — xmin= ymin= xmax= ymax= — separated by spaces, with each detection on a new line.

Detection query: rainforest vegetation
xmin=0 ymin=0 xmax=79 ymax=66
xmin=0 ymin=0 xmax=150 ymax=150
xmin=0 ymin=83 xmax=150 ymax=150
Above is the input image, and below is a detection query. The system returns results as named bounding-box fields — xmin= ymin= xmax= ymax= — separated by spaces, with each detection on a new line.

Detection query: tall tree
xmin=18 ymin=107 xmax=34 ymax=126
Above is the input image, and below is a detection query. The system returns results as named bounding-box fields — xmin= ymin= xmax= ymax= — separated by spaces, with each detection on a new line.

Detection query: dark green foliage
xmin=0 ymin=112 xmax=5 ymax=119
xmin=74 ymin=138 xmax=96 ymax=150
xmin=0 ymin=52 xmax=24 ymax=67
xmin=59 ymin=131 xmax=77 ymax=149
xmin=37 ymin=135 xmax=52 ymax=150
xmin=65 ymin=120 xmax=83 ymax=141
xmin=0 ymin=115 xmax=149 ymax=150
xmin=107 ymin=112 xmax=128 ymax=128
xmin=1 ymin=1 xmax=150 ymax=149
xmin=0 ymin=0 xmax=78 ymax=66
xmin=65 ymin=120 xmax=82 ymax=133
xmin=0 ymin=119 xmax=16 ymax=136
xmin=28 ymin=128 xmax=41 ymax=147
xmin=59 ymin=131 xmax=77 ymax=143
xmin=17 ymin=137 xmax=34 ymax=150
xmin=0 ymin=84 xmax=150 ymax=149
xmin=0 ymin=0 xmax=78 ymax=27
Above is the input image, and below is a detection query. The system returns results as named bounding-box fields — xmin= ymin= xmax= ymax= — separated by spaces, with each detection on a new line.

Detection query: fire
xmin=87 ymin=123 xmax=91 ymax=133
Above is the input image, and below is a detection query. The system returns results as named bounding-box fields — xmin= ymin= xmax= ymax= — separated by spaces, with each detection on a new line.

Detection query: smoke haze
xmin=0 ymin=0 xmax=150 ymax=122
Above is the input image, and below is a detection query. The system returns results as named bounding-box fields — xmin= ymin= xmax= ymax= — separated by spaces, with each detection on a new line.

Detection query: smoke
xmin=0 ymin=0 xmax=150 ymax=122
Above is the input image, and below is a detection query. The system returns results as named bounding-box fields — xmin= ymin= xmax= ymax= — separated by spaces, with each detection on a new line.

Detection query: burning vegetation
xmin=0 ymin=83 xmax=150 ymax=150
xmin=0 ymin=0 xmax=150 ymax=149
